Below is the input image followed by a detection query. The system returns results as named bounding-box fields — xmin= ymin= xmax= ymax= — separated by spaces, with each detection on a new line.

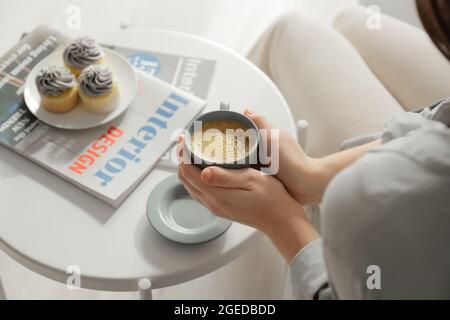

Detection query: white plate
xmin=24 ymin=48 xmax=137 ymax=130
xmin=147 ymin=175 xmax=232 ymax=244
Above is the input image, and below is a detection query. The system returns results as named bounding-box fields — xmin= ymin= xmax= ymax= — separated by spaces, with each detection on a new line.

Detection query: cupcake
xmin=78 ymin=65 xmax=119 ymax=114
xmin=63 ymin=36 xmax=104 ymax=77
xmin=35 ymin=65 xmax=79 ymax=113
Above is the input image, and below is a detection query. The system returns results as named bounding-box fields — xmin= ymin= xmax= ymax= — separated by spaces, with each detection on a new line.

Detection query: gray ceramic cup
xmin=184 ymin=103 xmax=260 ymax=169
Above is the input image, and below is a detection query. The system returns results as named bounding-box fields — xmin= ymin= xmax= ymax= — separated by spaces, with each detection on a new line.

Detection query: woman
xmin=178 ymin=5 xmax=450 ymax=299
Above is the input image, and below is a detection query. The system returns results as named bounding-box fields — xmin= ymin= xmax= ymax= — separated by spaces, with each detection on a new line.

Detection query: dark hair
xmin=417 ymin=0 xmax=450 ymax=60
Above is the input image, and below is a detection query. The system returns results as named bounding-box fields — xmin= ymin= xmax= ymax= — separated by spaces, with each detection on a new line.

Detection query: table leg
xmin=138 ymin=279 xmax=153 ymax=300
xmin=0 ymin=277 xmax=6 ymax=300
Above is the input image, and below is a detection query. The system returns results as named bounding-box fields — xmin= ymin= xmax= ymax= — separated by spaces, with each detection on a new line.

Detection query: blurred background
xmin=0 ymin=0 xmax=420 ymax=57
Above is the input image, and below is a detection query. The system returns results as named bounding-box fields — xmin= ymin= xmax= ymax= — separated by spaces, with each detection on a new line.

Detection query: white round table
xmin=0 ymin=29 xmax=296 ymax=298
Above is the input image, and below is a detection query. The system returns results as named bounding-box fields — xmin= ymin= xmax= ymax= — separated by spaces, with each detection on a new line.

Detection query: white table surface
xmin=0 ymin=29 xmax=296 ymax=291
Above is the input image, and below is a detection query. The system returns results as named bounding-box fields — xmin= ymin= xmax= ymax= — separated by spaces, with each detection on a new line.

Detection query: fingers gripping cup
xmin=184 ymin=103 xmax=260 ymax=169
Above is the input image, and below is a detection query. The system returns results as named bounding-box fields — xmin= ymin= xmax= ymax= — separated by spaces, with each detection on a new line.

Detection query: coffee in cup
xmin=184 ymin=103 xmax=260 ymax=169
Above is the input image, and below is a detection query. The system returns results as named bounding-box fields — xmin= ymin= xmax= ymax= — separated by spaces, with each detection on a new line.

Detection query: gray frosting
xmin=35 ymin=66 xmax=76 ymax=96
xmin=79 ymin=65 xmax=113 ymax=97
xmin=63 ymin=36 xmax=103 ymax=69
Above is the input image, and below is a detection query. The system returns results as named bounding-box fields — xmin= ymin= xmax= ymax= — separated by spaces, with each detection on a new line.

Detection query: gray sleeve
xmin=314 ymin=98 xmax=450 ymax=299
xmin=382 ymin=97 xmax=450 ymax=143
xmin=289 ymin=239 xmax=331 ymax=300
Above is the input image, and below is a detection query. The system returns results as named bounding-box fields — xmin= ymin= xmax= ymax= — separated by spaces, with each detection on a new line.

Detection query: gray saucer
xmin=146 ymin=175 xmax=232 ymax=244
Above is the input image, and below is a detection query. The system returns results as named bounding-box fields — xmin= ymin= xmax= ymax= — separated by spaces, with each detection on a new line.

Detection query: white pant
xmin=247 ymin=6 xmax=450 ymax=157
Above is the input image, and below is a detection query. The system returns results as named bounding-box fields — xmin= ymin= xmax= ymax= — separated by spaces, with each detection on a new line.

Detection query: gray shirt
xmin=290 ymin=98 xmax=450 ymax=300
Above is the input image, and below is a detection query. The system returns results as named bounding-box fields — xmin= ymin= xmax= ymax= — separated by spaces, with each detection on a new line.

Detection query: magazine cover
xmin=0 ymin=25 xmax=216 ymax=207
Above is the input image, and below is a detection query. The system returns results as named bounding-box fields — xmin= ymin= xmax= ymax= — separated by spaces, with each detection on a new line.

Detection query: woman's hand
xmin=244 ymin=110 xmax=328 ymax=205
xmin=244 ymin=110 xmax=381 ymax=205
xmin=177 ymin=138 xmax=319 ymax=262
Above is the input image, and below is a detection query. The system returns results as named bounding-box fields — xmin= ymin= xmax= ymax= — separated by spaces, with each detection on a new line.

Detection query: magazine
xmin=0 ymin=25 xmax=216 ymax=207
